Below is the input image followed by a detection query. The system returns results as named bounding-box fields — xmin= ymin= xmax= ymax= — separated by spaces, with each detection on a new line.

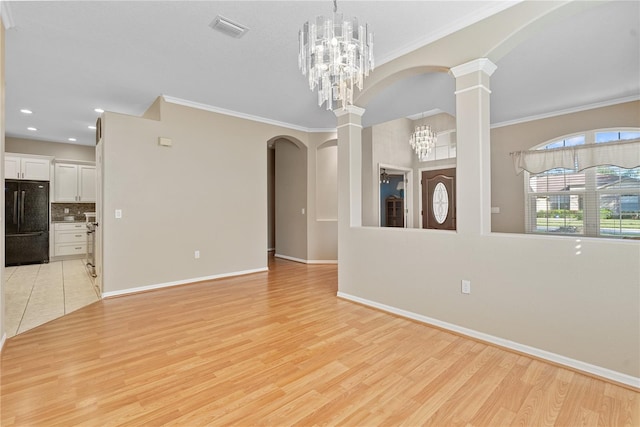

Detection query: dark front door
xmin=422 ymin=168 xmax=456 ymax=230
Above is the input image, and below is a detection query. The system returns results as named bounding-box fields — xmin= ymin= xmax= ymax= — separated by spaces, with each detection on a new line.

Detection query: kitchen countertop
xmin=51 ymin=220 xmax=88 ymax=223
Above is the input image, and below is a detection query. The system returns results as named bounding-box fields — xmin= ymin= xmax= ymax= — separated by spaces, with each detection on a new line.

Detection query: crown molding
xmin=491 ymin=95 xmax=640 ymax=129
xmin=161 ymin=95 xmax=336 ymax=134
xmin=407 ymin=109 xmax=444 ymax=121
xmin=1 ymin=1 xmax=15 ymax=30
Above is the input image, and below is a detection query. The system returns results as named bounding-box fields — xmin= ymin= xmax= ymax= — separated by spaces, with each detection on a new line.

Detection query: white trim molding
xmin=454 ymin=84 xmax=492 ymax=96
xmin=407 ymin=109 xmax=443 ymax=121
xmin=450 ymin=58 xmax=497 ymax=78
xmin=274 ymin=254 xmax=307 ymax=264
xmin=336 ymin=122 xmax=363 ymax=130
xmin=274 ymin=253 xmax=337 ymax=265
xmin=0 ymin=332 xmax=6 ymax=352
xmin=162 ymin=95 xmax=335 ymax=134
xmin=337 ymin=291 xmax=640 ymax=389
xmin=102 ymin=267 xmax=268 ymax=298
xmin=334 ymin=105 xmax=366 ymax=118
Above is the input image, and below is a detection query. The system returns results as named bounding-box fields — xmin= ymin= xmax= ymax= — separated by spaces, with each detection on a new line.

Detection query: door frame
xmin=378 ymin=163 xmax=413 ymax=228
xmin=419 ymin=163 xmax=456 ymax=229
xmin=95 ymin=139 xmax=104 ymax=295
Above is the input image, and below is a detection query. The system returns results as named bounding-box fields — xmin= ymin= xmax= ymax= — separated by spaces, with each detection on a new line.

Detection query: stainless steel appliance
xmin=86 ymin=221 xmax=97 ymax=277
xmin=5 ymin=180 xmax=49 ymax=266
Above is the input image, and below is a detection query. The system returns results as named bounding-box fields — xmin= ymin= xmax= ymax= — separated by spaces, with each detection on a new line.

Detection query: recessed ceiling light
xmin=20 ymin=109 xmax=33 ymax=114
xmin=27 ymin=127 xmax=37 ymax=131
xmin=94 ymin=108 xmax=104 ymax=113
xmin=68 ymin=138 xmax=77 ymax=142
xmin=88 ymin=125 xmax=97 ymax=130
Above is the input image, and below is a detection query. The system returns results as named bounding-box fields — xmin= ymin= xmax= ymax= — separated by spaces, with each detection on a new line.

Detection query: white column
xmin=450 ymin=58 xmax=497 ymax=235
xmin=335 ymin=106 xmax=365 ymax=229
xmin=335 ymin=106 xmax=364 ymax=287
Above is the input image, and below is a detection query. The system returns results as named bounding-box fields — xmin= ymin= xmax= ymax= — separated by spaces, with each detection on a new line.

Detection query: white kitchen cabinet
xmin=5 ymin=155 xmax=51 ymax=180
xmin=53 ymin=222 xmax=87 ymax=257
xmin=54 ymin=163 xmax=96 ymax=202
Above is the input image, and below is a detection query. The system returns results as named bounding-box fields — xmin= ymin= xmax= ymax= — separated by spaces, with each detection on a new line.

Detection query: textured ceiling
xmin=4 ymin=1 xmax=639 ymax=146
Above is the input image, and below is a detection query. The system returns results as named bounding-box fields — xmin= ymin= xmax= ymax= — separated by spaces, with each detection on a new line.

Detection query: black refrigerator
xmin=5 ymin=180 xmax=50 ymax=266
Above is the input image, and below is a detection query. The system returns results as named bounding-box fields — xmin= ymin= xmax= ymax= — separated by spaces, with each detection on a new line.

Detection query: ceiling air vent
xmin=210 ymin=15 xmax=249 ymax=38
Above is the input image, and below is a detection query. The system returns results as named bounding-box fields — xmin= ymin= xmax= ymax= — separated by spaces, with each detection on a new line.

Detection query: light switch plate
xmin=158 ymin=137 xmax=172 ymax=147
xmin=461 ymin=280 xmax=471 ymax=294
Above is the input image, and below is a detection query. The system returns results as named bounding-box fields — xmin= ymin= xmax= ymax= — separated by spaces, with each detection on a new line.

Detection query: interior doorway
xmin=379 ymin=165 xmax=412 ymax=228
xmin=267 ymin=137 xmax=308 ymax=262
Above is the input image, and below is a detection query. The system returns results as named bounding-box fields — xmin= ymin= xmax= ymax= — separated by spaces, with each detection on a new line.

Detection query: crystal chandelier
xmin=409 ymin=124 xmax=437 ymax=161
xmin=298 ymin=0 xmax=374 ymax=110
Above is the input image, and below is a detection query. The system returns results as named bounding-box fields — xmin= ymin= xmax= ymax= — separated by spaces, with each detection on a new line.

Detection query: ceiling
xmin=4 ymin=1 xmax=639 ymax=147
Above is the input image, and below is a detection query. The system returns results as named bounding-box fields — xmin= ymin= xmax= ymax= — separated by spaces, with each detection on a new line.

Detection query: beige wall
xmin=101 ymin=98 xmax=316 ymax=293
xmin=491 ymin=100 xmax=640 ymax=233
xmin=275 ymin=138 xmax=308 ymax=261
xmin=6 ymin=137 xmax=95 ymax=161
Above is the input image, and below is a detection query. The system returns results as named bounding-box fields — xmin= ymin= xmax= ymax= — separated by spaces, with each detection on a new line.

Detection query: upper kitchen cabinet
xmin=5 ymin=154 xmax=51 ymax=181
xmin=54 ymin=162 xmax=96 ymax=202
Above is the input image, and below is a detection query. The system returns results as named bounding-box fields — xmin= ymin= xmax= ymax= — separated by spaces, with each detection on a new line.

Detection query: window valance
xmin=511 ymin=139 xmax=640 ymax=175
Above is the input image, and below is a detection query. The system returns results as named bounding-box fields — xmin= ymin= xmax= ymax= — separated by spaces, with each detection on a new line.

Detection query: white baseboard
xmin=0 ymin=332 xmax=6 ymax=352
xmin=337 ymin=291 xmax=640 ymax=389
xmin=102 ymin=267 xmax=268 ymax=298
xmin=274 ymin=254 xmax=337 ymax=264
xmin=274 ymin=254 xmax=306 ymax=264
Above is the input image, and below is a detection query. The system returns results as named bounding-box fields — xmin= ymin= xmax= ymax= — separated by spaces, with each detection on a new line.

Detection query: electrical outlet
xmin=115 ymin=209 xmax=122 ymax=219
xmin=64 ymin=208 xmax=69 ymax=214
xmin=461 ymin=280 xmax=471 ymax=294
xmin=194 ymin=250 xmax=200 ymax=259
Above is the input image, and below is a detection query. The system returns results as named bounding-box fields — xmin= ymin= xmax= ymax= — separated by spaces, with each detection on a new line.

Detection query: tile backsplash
xmin=51 ymin=203 xmax=96 ymax=221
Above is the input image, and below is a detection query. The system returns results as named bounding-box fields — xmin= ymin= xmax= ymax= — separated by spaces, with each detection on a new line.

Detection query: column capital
xmin=450 ymin=58 xmax=497 ymax=78
xmin=334 ymin=105 xmax=366 ymax=118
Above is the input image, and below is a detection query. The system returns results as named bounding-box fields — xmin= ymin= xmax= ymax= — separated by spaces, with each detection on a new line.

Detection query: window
xmin=525 ymin=130 xmax=640 ymax=238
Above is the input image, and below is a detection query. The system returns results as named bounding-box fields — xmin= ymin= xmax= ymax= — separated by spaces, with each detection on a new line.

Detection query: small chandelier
xmin=380 ymin=168 xmax=390 ymax=184
xmin=298 ymin=0 xmax=374 ymax=110
xmin=409 ymin=124 xmax=437 ymax=161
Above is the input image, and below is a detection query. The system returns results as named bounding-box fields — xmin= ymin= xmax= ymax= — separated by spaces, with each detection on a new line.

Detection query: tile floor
xmin=4 ymin=259 xmax=100 ymax=337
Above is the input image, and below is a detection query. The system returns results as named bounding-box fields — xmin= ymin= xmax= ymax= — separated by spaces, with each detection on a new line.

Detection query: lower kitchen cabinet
xmin=53 ymin=222 xmax=87 ymax=257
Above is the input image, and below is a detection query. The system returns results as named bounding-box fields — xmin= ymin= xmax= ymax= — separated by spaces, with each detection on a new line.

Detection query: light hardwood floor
xmin=1 ymin=257 xmax=638 ymax=426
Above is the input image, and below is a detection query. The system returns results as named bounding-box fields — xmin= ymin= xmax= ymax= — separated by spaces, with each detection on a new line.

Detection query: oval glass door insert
xmin=432 ymin=182 xmax=449 ymax=224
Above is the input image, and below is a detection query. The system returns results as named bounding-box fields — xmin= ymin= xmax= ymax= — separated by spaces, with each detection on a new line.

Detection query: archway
xmin=266 ymin=136 xmax=308 ymax=263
